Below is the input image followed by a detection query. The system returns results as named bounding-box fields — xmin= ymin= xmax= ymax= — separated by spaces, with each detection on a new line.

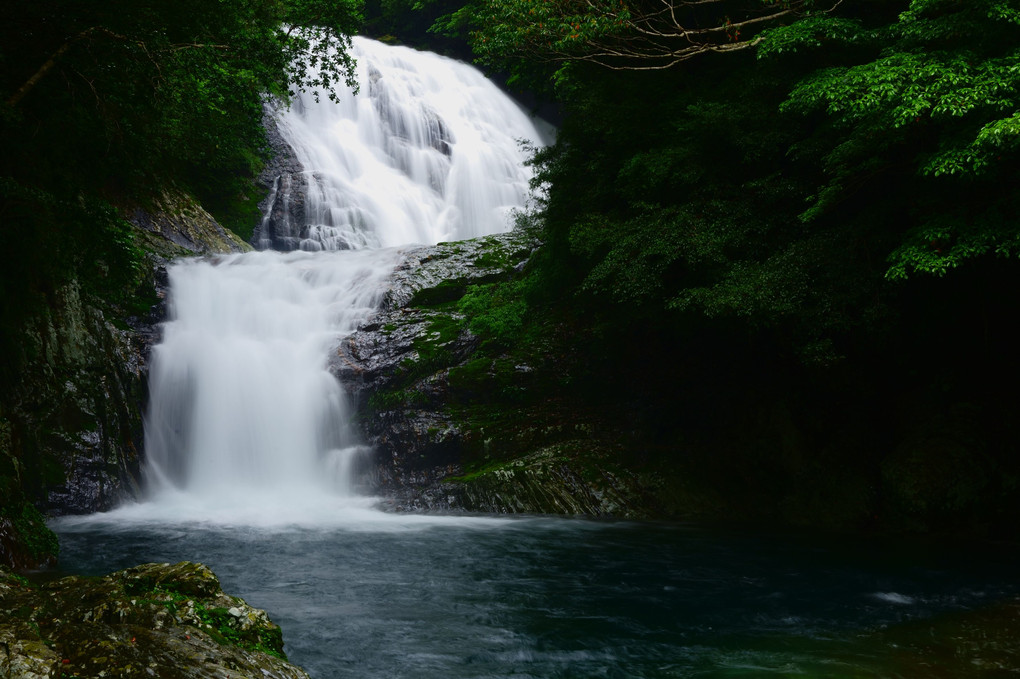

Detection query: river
xmin=52 ymin=512 xmax=1019 ymax=677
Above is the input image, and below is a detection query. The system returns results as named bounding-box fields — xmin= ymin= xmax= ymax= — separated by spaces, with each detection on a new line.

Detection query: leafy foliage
xmin=2 ymin=0 xmax=361 ymax=196
xmin=760 ymin=0 xmax=1020 ymax=278
xmin=438 ymin=0 xmax=1020 ymax=434
xmin=511 ymin=0 xmax=1020 ymax=363
xmin=0 ymin=0 xmax=362 ymax=380
xmin=522 ymin=54 xmax=888 ymax=355
xmin=0 ymin=1 xmax=366 ymax=543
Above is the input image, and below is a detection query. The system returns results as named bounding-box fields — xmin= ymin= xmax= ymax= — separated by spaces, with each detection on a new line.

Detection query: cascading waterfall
xmin=140 ymin=37 xmax=550 ymax=523
xmin=258 ymin=36 xmax=554 ymax=251
xmin=143 ymin=249 xmax=403 ymax=511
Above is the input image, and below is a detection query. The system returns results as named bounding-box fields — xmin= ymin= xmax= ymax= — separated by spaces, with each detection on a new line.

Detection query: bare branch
xmin=6 ymin=27 xmax=98 ymax=108
xmin=486 ymin=0 xmax=844 ymax=71
xmin=169 ymin=43 xmax=230 ymax=52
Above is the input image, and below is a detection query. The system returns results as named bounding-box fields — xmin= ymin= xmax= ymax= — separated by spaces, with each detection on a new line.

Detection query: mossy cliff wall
xmin=341 ymin=234 xmax=1020 ymax=535
xmin=0 ymin=190 xmax=248 ymax=569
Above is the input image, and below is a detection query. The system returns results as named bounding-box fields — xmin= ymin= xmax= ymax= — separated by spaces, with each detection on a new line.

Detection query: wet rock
xmin=373 ymin=440 xmax=665 ymax=518
xmin=0 ymin=562 xmax=309 ymax=679
xmin=382 ymin=230 xmax=537 ymax=310
xmin=443 ymin=443 xmax=653 ymax=517
xmin=331 ymin=231 xmax=538 ymax=500
xmin=332 ymin=229 xmax=537 ymax=399
xmin=128 ymin=189 xmax=251 ymax=257
xmin=253 ymin=104 xmax=308 ymax=251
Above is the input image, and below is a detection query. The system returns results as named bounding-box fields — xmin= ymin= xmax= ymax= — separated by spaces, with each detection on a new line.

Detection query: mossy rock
xmin=116 ymin=561 xmax=222 ymax=598
xmin=881 ymin=404 xmax=995 ymax=529
xmin=870 ymin=597 xmax=1020 ymax=674
xmin=444 ymin=441 xmax=666 ymax=518
xmin=0 ymin=561 xmax=308 ymax=678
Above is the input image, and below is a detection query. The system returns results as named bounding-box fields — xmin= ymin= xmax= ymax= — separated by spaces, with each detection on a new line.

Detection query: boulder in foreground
xmin=0 ymin=561 xmax=309 ymax=679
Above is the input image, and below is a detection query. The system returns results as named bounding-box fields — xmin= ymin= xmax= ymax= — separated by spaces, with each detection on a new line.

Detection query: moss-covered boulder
xmin=442 ymin=442 xmax=655 ymax=517
xmin=0 ymin=561 xmax=309 ymax=679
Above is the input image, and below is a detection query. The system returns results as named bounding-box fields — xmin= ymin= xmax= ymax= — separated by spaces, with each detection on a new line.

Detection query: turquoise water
xmin=52 ymin=515 xmax=1020 ymax=678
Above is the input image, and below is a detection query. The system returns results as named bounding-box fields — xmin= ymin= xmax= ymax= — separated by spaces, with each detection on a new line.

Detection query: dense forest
xmin=3 ymin=0 xmax=1020 ymax=562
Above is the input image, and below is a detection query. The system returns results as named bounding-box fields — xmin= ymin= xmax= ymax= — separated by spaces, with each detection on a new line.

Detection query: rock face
xmin=3 ymin=278 xmax=146 ymax=517
xmin=330 ymin=231 xmax=536 ymax=501
xmin=0 ymin=188 xmax=250 ymax=568
xmin=330 ymin=229 xmax=730 ymax=520
xmin=409 ymin=443 xmax=669 ymax=518
xmin=332 ymin=229 xmax=538 ymax=400
xmin=252 ymin=105 xmax=308 ymax=251
xmin=330 ymin=231 xmax=676 ymax=518
xmin=128 ymin=190 xmax=251 ymax=257
xmin=0 ymin=561 xmax=309 ymax=679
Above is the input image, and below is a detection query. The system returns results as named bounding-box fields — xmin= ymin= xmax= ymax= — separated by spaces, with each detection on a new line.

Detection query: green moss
xmin=10 ymin=503 xmax=58 ymax=563
xmin=434 ymin=242 xmax=464 ymax=254
xmin=401 ymin=313 xmax=464 ymax=378
xmin=201 ymin=185 xmax=267 ymax=243
xmin=409 ymin=279 xmax=467 ymax=307
xmin=444 ymin=456 xmax=519 ymax=483
xmin=458 ymin=280 xmax=530 ymax=346
xmin=4 ymin=571 xmax=30 ymax=587
xmin=192 ymin=603 xmax=286 ymax=659
xmin=141 ymin=585 xmax=287 ymax=660
xmin=367 ymin=389 xmax=427 ymax=411
xmin=448 ymin=357 xmax=527 ymax=403
xmin=472 ymin=242 xmax=530 ymax=269
xmin=448 ymin=357 xmax=493 ymax=393
xmin=122 ymin=280 xmax=161 ymax=318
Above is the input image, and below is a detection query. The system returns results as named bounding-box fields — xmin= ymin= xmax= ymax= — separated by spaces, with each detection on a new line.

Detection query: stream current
xmin=52 ymin=516 xmax=1020 ymax=677
xmin=48 ymin=36 xmax=1020 ymax=678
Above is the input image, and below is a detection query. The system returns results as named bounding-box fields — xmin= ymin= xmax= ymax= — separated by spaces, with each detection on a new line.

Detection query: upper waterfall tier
xmin=257 ymin=36 xmax=553 ymax=252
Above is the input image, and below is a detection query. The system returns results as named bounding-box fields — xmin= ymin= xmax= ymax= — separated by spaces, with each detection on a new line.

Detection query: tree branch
xmin=478 ymin=0 xmax=844 ymax=71
xmin=6 ymin=26 xmax=230 ymax=108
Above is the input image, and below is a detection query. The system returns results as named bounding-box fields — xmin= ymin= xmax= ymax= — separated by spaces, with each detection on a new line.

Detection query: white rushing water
xmin=132 ymin=37 xmax=550 ymax=526
xmin=143 ymin=248 xmax=402 ymax=520
xmin=263 ymin=36 xmax=553 ymax=250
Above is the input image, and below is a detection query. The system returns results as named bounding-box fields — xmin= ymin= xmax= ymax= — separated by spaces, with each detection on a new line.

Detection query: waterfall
xmin=257 ymin=36 xmax=553 ymax=251
xmin=140 ymin=38 xmax=550 ymax=523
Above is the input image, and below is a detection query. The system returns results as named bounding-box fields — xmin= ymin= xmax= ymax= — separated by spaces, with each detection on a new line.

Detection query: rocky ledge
xmin=330 ymin=230 xmax=538 ymax=503
xmin=0 ymin=561 xmax=308 ymax=679
xmin=330 ymin=231 xmax=690 ymax=519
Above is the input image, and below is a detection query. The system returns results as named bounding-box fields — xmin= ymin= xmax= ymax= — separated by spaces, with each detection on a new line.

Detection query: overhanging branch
xmin=6 ymin=27 xmax=229 ymax=108
xmin=482 ymin=0 xmax=843 ymax=71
